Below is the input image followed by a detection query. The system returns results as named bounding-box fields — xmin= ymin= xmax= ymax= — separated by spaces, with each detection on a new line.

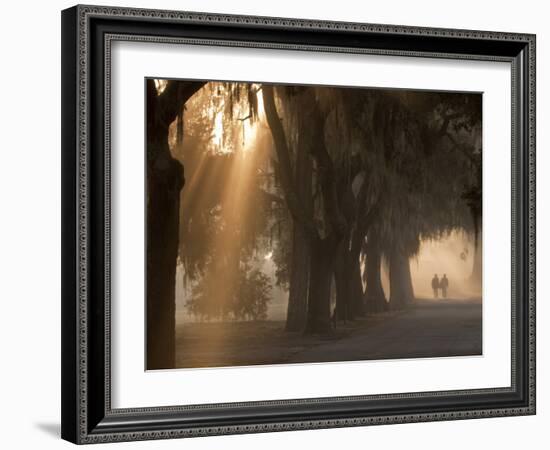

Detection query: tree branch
xmin=262 ymin=85 xmax=318 ymax=238
xmin=158 ymin=80 xmax=206 ymax=127
xmin=438 ymin=112 xmax=462 ymax=137
xmin=358 ymin=194 xmax=382 ymax=235
xmin=258 ymin=188 xmax=285 ymax=205
xmin=307 ymin=91 xmax=348 ymax=239
xmin=444 ymin=132 xmax=479 ymax=167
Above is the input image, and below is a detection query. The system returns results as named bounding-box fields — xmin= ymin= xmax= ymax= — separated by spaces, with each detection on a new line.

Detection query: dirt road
xmin=175 ymin=298 xmax=481 ymax=369
xmin=290 ymin=298 xmax=481 ymax=363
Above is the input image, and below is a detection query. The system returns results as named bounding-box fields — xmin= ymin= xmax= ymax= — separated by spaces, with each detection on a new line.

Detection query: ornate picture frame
xmin=61 ymin=4 xmax=536 ymax=444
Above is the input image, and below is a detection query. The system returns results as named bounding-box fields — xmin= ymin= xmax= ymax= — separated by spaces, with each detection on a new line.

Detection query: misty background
xmin=176 ymin=231 xmax=480 ymax=322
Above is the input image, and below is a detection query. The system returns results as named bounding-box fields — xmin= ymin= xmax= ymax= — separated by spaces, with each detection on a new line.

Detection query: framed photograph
xmin=61 ymin=4 xmax=536 ymax=444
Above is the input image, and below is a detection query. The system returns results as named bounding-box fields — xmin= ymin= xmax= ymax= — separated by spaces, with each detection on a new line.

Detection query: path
xmin=175 ymin=298 xmax=482 ymax=368
xmin=288 ymin=298 xmax=482 ymax=363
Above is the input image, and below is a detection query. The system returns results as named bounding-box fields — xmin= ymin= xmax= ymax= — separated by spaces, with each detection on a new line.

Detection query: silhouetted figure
xmin=431 ymin=274 xmax=440 ymax=299
xmin=440 ymin=274 xmax=449 ymax=298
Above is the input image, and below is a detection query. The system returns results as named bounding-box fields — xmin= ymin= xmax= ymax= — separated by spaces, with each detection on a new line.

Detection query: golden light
xmin=154 ymin=79 xmax=167 ymax=94
xmin=207 ymin=87 xmax=266 ymax=154
xmin=242 ymin=89 xmax=265 ymax=153
xmin=212 ymin=111 xmax=224 ymax=151
xmin=176 ymin=82 xmax=270 ymax=333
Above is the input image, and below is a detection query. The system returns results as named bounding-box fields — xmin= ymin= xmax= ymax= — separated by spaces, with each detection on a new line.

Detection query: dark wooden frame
xmin=61 ymin=4 xmax=536 ymax=444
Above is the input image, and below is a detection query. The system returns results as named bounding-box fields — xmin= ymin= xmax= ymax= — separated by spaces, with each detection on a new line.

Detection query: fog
xmin=407 ymin=231 xmax=481 ymax=300
xmin=167 ymin=81 xmax=482 ymax=326
xmin=176 ymin=230 xmax=481 ymax=324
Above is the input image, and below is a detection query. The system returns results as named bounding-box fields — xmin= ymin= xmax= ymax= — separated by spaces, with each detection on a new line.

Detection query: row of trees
xmin=262 ymin=85 xmax=481 ymax=333
xmin=145 ymin=79 xmax=481 ymax=369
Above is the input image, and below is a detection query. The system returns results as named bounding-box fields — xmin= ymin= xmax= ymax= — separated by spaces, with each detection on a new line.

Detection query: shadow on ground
xmin=35 ymin=422 xmax=60 ymax=438
xmin=174 ymin=298 xmax=482 ymax=369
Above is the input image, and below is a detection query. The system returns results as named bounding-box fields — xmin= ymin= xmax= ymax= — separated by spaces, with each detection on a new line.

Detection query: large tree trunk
xmin=364 ymin=229 xmax=387 ymax=313
xmin=335 ymin=236 xmax=365 ymax=321
xmin=145 ymin=79 xmax=204 ymax=369
xmin=285 ymin=121 xmax=313 ymax=332
xmin=346 ymin=252 xmax=365 ymax=318
xmin=263 ymin=85 xmax=347 ymax=335
xmin=286 ymin=223 xmax=310 ymax=331
xmin=470 ymin=232 xmax=482 ymax=288
xmin=305 ymin=238 xmax=337 ymax=334
xmin=334 ymin=180 xmax=382 ymax=321
xmin=349 ymin=231 xmax=366 ymax=318
xmin=146 ymin=149 xmax=183 ymax=369
xmin=389 ymin=247 xmax=415 ymax=310
xmin=334 ymin=252 xmax=346 ymax=321
xmin=262 ymin=85 xmax=317 ymax=234
xmin=466 ymin=172 xmax=482 ymax=288
xmin=334 ymin=240 xmax=353 ymax=321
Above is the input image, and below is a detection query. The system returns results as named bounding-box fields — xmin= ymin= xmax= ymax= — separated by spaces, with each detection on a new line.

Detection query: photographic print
xmin=146 ymin=79 xmax=482 ymax=370
xmin=61 ymin=8 xmax=535 ymax=442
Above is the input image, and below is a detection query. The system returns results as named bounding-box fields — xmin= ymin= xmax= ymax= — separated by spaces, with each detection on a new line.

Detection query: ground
xmin=175 ymin=298 xmax=482 ymax=369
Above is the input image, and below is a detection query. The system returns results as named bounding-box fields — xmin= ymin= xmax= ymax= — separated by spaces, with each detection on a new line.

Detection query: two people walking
xmin=431 ymin=274 xmax=449 ymax=299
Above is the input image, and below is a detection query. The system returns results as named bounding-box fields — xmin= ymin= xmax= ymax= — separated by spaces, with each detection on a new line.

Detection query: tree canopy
xmin=158 ymin=79 xmax=482 ymax=328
